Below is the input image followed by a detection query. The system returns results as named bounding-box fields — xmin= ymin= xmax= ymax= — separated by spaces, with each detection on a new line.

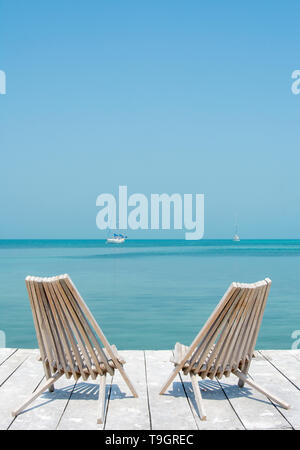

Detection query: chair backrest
xmin=185 ymin=278 xmax=271 ymax=378
xmin=25 ymin=274 xmax=117 ymax=380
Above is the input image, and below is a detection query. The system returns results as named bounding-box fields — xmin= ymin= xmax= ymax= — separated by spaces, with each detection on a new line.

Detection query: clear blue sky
xmin=0 ymin=1 xmax=299 ymax=239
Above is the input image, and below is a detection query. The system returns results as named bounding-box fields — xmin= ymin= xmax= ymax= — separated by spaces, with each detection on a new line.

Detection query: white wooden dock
xmin=0 ymin=348 xmax=299 ymax=430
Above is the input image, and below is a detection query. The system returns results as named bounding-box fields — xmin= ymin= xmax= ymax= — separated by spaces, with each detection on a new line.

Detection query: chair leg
xmin=44 ymin=361 xmax=55 ymax=392
xmin=190 ymin=373 xmax=207 ymax=421
xmin=233 ymin=370 xmax=290 ymax=410
xmin=237 ymin=362 xmax=249 ymax=388
xmin=97 ymin=373 xmax=107 ymax=424
xmin=11 ymin=372 xmax=63 ymax=417
xmin=238 ymin=378 xmax=245 ymax=388
xmin=159 ymin=365 xmax=182 ymax=395
xmin=238 ymin=372 xmax=247 ymax=388
xmin=117 ymin=364 xmax=139 ymax=398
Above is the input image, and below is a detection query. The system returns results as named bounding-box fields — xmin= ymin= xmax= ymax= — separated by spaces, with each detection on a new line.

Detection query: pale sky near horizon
xmin=1 ymin=1 xmax=300 ymax=239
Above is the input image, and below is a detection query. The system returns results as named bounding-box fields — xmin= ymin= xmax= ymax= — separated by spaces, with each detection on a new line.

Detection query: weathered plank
xmin=145 ymin=350 xmax=197 ymax=430
xmin=105 ymin=351 xmax=150 ymax=430
xmin=179 ymin=372 xmax=244 ymax=429
xmin=288 ymin=350 xmax=300 ymax=363
xmin=0 ymin=352 xmax=44 ymax=430
xmin=0 ymin=348 xmax=17 ymax=366
xmin=57 ymin=376 xmax=113 ymax=430
xmin=260 ymin=350 xmax=300 ymax=388
xmin=252 ymin=351 xmax=300 ymax=429
xmin=0 ymin=349 xmax=35 ymax=387
xmin=10 ymin=374 xmax=77 ymax=430
xmin=218 ymin=362 xmax=291 ymax=430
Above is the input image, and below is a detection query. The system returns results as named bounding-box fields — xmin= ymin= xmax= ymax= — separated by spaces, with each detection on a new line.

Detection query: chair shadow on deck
xmin=109 ymin=383 xmax=135 ymax=400
xmin=17 ymin=381 xmax=119 ymax=416
xmin=165 ymin=378 xmax=277 ymax=418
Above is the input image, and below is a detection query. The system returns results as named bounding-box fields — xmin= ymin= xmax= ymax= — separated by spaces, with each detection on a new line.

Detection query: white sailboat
xmin=233 ymin=215 xmax=240 ymax=242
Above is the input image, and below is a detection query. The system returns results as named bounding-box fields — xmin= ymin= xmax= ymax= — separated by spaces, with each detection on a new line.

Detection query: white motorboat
xmin=106 ymin=233 xmax=127 ymax=244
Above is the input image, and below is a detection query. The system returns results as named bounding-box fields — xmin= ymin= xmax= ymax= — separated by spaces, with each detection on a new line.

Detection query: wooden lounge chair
xmin=12 ymin=275 xmax=138 ymax=423
xmin=160 ymin=278 xmax=290 ymax=420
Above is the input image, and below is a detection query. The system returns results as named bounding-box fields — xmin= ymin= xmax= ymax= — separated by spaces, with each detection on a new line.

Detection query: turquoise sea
xmin=0 ymin=240 xmax=299 ymax=350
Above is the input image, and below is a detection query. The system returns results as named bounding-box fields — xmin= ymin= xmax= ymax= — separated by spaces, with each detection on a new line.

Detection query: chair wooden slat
xmin=64 ymin=277 xmax=117 ymax=377
xmin=36 ymin=279 xmax=62 ymax=373
xmin=58 ymin=278 xmax=105 ymax=376
xmin=51 ymin=278 xmax=88 ymax=381
xmin=55 ymin=279 xmax=98 ymax=379
xmin=26 ymin=279 xmax=50 ymax=379
xmin=187 ymin=286 xmax=242 ymax=374
xmin=192 ymin=287 xmax=244 ymax=377
xmin=238 ymin=282 xmax=265 ymax=370
xmin=198 ymin=287 xmax=245 ymax=378
xmin=218 ymin=286 xmax=252 ymax=377
xmin=241 ymin=279 xmax=271 ymax=372
xmin=201 ymin=286 xmax=249 ymax=379
xmin=29 ymin=278 xmax=55 ymax=373
xmin=42 ymin=280 xmax=69 ymax=376
xmin=46 ymin=280 xmax=75 ymax=378
xmin=64 ymin=276 xmax=137 ymax=395
xmin=225 ymin=286 xmax=257 ymax=372
xmin=46 ymin=278 xmax=79 ymax=380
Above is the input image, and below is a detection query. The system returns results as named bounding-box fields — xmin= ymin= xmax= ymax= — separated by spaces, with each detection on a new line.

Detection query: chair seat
xmin=170 ymin=342 xmax=247 ymax=378
xmin=49 ymin=344 xmax=125 ymax=376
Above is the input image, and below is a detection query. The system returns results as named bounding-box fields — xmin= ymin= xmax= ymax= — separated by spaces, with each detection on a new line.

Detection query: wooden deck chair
xmin=160 ymin=278 xmax=290 ymax=420
xmin=12 ymin=275 xmax=138 ymax=424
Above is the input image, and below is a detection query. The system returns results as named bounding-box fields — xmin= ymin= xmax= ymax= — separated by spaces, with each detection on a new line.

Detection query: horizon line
xmin=1 ymin=238 xmax=300 ymax=241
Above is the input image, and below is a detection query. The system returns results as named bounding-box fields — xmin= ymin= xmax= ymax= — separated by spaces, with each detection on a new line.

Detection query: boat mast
xmin=234 ymin=213 xmax=239 ymax=235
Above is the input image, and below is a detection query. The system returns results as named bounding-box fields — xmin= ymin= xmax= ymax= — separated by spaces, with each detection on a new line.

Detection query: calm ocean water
xmin=0 ymin=239 xmax=299 ymax=350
